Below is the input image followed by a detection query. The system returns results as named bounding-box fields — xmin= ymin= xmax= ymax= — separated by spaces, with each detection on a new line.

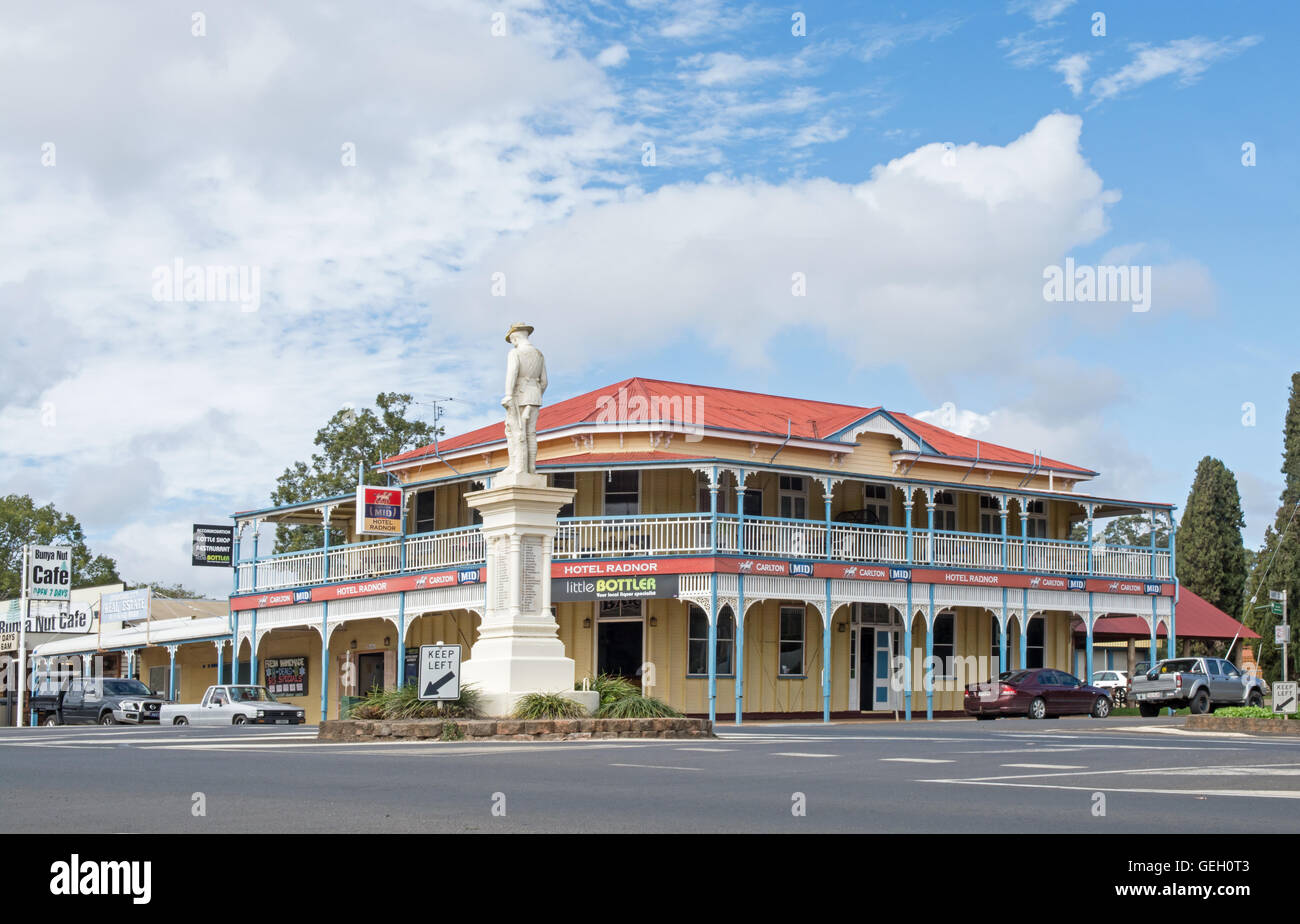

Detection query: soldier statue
xmin=501 ymin=322 xmax=547 ymax=480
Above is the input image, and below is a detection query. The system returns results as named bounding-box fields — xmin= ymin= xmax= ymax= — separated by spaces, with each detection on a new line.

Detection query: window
xmin=932 ymin=491 xmax=957 ymax=531
xmin=863 ymin=483 xmax=890 ymax=525
xmin=932 ymin=611 xmax=954 ymax=677
xmin=551 ymin=472 xmax=575 ymax=518
xmin=1026 ymin=617 xmax=1045 ymax=669
xmin=779 ymin=606 xmax=805 ymax=675
xmin=979 ymin=495 xmax=1003 ymax=535
xmin=990 ymin=616 xmax=1006 ymax=674
xmin=1223 ymin=661 xmax=1242 ymax=678
xmin=414 ymin=490 xmax=436 ymax=533
xmin=1023 ymin=500 xmax=1048 ymax=539
xmin=741 ymin=488 xmax=762 ymax=517
xmin=687 ymin=605 xmax=735 ymax=676
xmin=779 ymin=475 xmax=807 ymax=520
xmin=603 ymin=470 xmax=639 ymax=515
xmin=599 ymin=598 xmax=642 ymax=621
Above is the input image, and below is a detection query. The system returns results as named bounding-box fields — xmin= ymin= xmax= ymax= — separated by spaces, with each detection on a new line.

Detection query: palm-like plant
xmin=512 ymin=691 xmax=588 ymax=719
xmin=594 ymin=694 xmax=681 ymax=719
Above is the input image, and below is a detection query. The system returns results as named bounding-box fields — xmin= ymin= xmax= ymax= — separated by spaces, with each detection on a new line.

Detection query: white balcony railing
xmin=234 ymin=515 xmax=1173 ymax=594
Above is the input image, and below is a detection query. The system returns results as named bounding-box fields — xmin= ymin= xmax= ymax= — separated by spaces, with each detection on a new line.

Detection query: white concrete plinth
xmin=461 ymin=478 xmax=596 ymax=717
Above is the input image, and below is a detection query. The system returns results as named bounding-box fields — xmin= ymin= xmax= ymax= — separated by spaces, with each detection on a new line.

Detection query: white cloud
xmin=859 ymin=18 xmax=963 ymax=62
xmin=1000 ymin=31 xmax=1063 ymax=68
xmin=1089 ymin=36 xmax=1262 ymax=104
xmin=597 ymin=43 xmax=630 ymax=68
xmin=1007 ymin=0 xmax=1078 ymax=24
xmin=1054 ymin=52 xmax=1090 ymax=96
xmin=680 ymin=51 xmax=791 ymax=86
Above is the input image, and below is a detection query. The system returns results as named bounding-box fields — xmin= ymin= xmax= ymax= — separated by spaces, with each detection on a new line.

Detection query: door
xmin=1219 ymin=660 xmax=1249 ymax=703
xmin=357 ymin=653 xmax=386 ymax=697
xmin=200 ymin=687 xmax=232 ymax=725
xmin=62 ymin=679 xmax=86 ymax=724
xmin=871 ymin=629 xmax=899 ymax=710
xmin=597 ymin=620 xmax=644 ymax=684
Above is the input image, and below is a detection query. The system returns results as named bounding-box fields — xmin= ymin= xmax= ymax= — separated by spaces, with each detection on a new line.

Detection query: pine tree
xmin=1176 ymin=457 xmax=1247 ymax=618
xmin=1244 ymin=372 xmax=1300 ymax=681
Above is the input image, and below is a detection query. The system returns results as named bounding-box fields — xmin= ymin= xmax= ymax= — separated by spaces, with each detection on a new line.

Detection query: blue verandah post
xmin=1086 ymin=592 xmax=1094 ymax=683
xmin=708 ymin=573 xmax=718 ymax=726
xmin=823 ymin=580 xmax=832 ymax=723
xmin=1020 ymin=588 xmax=1029 ymax=669
xmin=904 ymin=581 xmax=913 ymax=721
xmin=735 ymin=573 xmax=745 ymax=725
xmin=925 ymin=583 xmax=935 ymax=720
xmin=999 ymin=588 xmax=1008 ymax=675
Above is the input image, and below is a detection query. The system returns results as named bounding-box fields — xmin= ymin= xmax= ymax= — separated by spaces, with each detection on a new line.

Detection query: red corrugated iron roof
xmin=382 ymin=376 xmax=1094 ymax=474
xmin=1070 ymin=588 xmax=1259 ymax=641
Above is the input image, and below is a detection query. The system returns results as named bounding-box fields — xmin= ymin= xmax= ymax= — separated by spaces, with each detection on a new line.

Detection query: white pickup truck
xmin=159 ymin=684 xmax=306 ymax=726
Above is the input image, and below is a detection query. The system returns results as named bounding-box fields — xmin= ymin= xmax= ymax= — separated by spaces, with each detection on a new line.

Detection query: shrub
xmin=350 ymin=683 xmax=483 ymax=720
xmin=439 ymin=721 xmax=464 ymax=741
xmin=577 ymin=672 xmax=640 ymax=708
xmin=513 ymin=691 xmax=588 ymax=719
xmin=595 ymin=694 xmax=682 ymax=719
xmin=1213 ymin=706 xmax=1275 ymax=718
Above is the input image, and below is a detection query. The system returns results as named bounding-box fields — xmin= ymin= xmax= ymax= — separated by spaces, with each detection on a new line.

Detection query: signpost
xmin=417 ymin=644 xmax=461 ymax=701
xmin=1274 ymin=590 xmax=1289 ymax=683
xmin=192 ymin=524 xmax=235 ymax=567
xmin=1272 ymin=680 xmax=1297 ymax=715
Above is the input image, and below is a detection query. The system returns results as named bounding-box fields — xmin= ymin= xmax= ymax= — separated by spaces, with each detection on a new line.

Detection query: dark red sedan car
xmin=964 ymin=668 xmax=1113 ymax=720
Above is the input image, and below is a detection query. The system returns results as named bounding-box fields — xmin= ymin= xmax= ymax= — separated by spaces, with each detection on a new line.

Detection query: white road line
xmin=675 ymin=747 xmax=736 ymax=752
xmin=771 ymin=752 xmax=837 ymax=758
xmin=921 ymin=779 xmax=1300 ymax=800
xmin=1001 ymin=763 xmax=1088 ymax=769
xmin=610 ymin=763 xmax=704 ymax=771
xmin=880 ymin=757 xmax=953 ymax=763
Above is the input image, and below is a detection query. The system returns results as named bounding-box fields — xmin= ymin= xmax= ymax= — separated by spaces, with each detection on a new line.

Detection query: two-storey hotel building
xmin=205 ymin=377 xmax=1178 ymax=724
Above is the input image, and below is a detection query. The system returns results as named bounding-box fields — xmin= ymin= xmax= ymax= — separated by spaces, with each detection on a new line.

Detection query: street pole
xmin=1284 ymin=590 xmax=1290 ymax=684
xmin=16 ymin=545 xmax=27 ymax=728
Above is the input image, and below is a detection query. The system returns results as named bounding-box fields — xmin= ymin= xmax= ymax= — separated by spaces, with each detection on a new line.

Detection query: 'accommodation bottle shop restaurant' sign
xmin=192 ymin=524 xmax=234 ymax=567
xmin=356 ymin=485 xmax=402 ymax=536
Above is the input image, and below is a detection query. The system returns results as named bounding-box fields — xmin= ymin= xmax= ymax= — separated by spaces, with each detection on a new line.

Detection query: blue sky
xmin=0 ymin=0 xmax=1294 ymax=595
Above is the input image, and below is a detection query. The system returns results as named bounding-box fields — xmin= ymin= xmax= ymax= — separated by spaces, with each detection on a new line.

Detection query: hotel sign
xmin=192 ymin=524 xmax=234 ymax=567
xmin=229 ymin=566 xmax=487 ymax=611
xmin=356 ymin=485 xmax=402 ymax=536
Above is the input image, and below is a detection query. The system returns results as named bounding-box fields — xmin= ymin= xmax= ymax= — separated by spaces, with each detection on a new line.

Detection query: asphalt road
xmin=2 ymin=717 xmax=1299 ymax=833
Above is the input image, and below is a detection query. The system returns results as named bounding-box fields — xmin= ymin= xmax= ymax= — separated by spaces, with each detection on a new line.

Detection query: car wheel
xmin=43 ymin=715 xmax=59 ymax=727
xmin=1091 ymin=696 xmax=1111 ymax=719
xmin=1138 ymin=703 xmax=1159 ymax=718
xmin=1189 ymin=690 xmax=1211 ymax=715
xmin=173 ymin=716 xmax=189 ymax=725
xmin=1028 ymin=697 xmax=1047 ymax=720
xmin=99 ymin=712 xmax=117 ymax=725
xmin=232 ymin=715 xmax=247 ymax=726
xmin=1248 ymin=691 xmax=1264 ymax=708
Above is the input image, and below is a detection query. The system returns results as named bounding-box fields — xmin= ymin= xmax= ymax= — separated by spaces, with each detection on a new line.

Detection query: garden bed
xmin=319 ymin=716 xmax=715 ymax=742
xmin=1183 ymin=714 xmax=1300 ymax=735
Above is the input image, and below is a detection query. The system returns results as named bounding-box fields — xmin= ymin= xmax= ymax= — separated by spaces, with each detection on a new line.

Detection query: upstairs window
xmin=1023 ymin=500 xmax=1048 ymax=539
xmin=551 ymin=472 xmax=575 ymax=518
xmin=932 ymin=491 xmax=957 ymax=532
xmin=979 ymin=495 xmax=1003 ymax=535
xmin=779 ymin=475 xmax=807 ymax=520
xmin=414 ymin=490 xmax=436 ymax=534
xmin=603 ymin=470 xmax=639 ymax=516
xmin=863 ymin=483 xmax=890 ymax=526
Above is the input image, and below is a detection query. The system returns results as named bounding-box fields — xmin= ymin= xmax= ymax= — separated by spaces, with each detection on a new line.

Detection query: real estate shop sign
xmin=356 ymin=485 xmax=402 ymax=536
xmin=192 ymin=524 xmax=235 ymax=567
xmin=552 ymin=573 xmax=680 ymax=602
xmin=263 ymin=656 xmax=308 ymax=697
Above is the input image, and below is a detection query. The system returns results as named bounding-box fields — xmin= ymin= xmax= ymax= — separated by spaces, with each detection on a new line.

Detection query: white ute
xmin=160 ymin=684 xmax=306 ymax=726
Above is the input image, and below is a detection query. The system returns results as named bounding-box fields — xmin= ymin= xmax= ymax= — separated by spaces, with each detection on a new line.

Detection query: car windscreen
xmin=103 ymin=679 xmax=152 ymax=696
xmin=1003 ymin=671 xmax=1032 ymax=685
xmin=1157 ymin=660 xmax=1199 ymax=674
xmin=229 ymin=686 xmax=280 ymax=703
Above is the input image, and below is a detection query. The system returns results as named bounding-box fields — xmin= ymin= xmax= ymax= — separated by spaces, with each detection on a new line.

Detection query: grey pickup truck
xmin=31 ymin=676 xmax=169 ymax=726
xmin=1130 ymin=657 xmax=1266 ymax=717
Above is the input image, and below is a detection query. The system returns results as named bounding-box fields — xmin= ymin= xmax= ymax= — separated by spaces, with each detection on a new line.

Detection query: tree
xmin=1244 ymin=372 xmax=1300 ymax=681
xmin=1070 ymin=513 xmax=1171 ymax=546
xmin=0 ymin=495 xmax=121 ymax=599
xmin=127 ymin=581 xmax=207 ymax=599
xmin=1175 ymin=457 xmax=1247 ymax=618
xmin=271 ymin=393 xmax=440 ymax=553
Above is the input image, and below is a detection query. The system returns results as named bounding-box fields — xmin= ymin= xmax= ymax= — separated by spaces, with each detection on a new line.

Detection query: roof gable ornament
xmin=838 ymin=411 xmax=922 ymax=454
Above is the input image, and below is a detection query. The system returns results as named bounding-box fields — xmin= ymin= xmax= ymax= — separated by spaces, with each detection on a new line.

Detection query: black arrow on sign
xmin=1278 ymin=695 xmax=1295 ymax=712
xmin=424 ymin=671 xmax=456 ymax=697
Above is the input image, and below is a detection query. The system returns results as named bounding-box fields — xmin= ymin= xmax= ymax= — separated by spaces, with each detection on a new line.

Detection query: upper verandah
xmin=378 ymin=375 xmax=1099 ymax=490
